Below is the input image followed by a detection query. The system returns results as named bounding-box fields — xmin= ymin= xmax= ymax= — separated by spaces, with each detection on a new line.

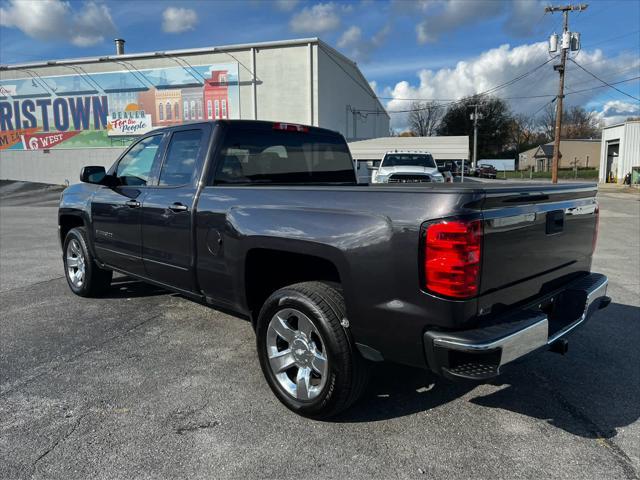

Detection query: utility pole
xmin=470 ymin=104 xmax=480 ymax=169
xmin=545 ymin=3 xmax=587 ymax=183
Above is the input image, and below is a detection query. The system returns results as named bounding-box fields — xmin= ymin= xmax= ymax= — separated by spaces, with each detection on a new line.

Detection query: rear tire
xmin=256 ymin=281 xmax=369 ymax=419
xmin=63 ymin=227 xmax=112 ymax=297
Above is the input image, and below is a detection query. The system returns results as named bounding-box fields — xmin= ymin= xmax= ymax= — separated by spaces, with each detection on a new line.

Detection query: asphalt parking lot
xmin=1 ymin=181 xmax=639 ymax=480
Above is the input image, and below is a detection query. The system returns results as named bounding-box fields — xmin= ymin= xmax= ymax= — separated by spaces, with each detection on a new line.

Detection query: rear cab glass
xmin=214 ymin=127 xmax=356 ymax=185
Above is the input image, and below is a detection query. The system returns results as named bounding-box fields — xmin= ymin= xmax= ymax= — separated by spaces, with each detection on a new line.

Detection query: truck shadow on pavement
xmin=335 ymin=302 xmax=640 ymax=442
xmin=102 ymin=275 xmax=169 ymax=299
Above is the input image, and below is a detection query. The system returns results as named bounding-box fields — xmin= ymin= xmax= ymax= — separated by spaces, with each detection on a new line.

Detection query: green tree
xmin=438 ymin=95 xmax=512 ymax=158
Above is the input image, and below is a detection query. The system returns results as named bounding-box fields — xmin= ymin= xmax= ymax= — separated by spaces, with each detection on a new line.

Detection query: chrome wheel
xmin=266 ymin=308 xmax=329 ymax=401
xmin=66 ymin=238 xmax=86 ymax=288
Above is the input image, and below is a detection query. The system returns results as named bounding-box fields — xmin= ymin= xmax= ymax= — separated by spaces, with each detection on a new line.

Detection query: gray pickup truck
xmin=59 ymin=120 xmax=610 ymax=418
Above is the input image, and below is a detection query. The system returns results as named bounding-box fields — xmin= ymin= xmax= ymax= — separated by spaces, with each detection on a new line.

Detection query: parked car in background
xmin=437 ymin=160 xmax=470 ymax=177
xmin=371 ymin=151 xmax=444 ymax=183
xmin=453 ymin=160 xmax=470 ymax=176
xmin=435 ymin=162 xmax=454 ymax=183
xmin=474 ymin=163 xmax=498 ymax=179
xmin=59 ymin=120 xmax=609 ymax=418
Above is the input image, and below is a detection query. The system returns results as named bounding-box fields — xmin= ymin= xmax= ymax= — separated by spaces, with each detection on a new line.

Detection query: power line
xmin=363 ymin=56 xmax=558 ymax=114
xmin=580 ymin=29 xmax=640 ymax=49
xmin=532 ymin=97 xmax=556 ymax=117
xmin=379 ymin=76 xmax=640 ymax=103
xmin=569 ymin=58 xmax=640 ymax=101
xmin=360 ymin=76 xmax=640 ymax=115
xmin=323 ymin=42 xmax=558 ymax=117
xmin=320 ymin=44 xmax=378 ymax=101
xmin=380 ymin=64 xmax=639 ymax=102
xmin=567 ymin=75 xmax=639 ymax=95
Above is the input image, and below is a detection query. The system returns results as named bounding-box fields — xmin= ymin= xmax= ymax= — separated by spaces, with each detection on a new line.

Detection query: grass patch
xmin=505 ymin=169 xmax=599 ymax=180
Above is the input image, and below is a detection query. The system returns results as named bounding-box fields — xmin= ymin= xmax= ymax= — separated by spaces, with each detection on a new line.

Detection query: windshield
xmin=381 ymin=153 xmax=435 ymax=168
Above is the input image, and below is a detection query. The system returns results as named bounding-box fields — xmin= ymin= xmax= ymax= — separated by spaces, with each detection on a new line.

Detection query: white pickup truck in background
xmin=371 ymin=151 xmax=445 ymax=184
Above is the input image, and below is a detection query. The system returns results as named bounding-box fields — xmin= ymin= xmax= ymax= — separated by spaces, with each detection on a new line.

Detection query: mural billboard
xmin=0 ymin=62 xmax=239 ymax=150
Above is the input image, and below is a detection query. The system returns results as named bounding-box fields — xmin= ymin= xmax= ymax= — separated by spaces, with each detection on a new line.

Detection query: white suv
xmin=371 ymin=151 xmax=444 ymax=184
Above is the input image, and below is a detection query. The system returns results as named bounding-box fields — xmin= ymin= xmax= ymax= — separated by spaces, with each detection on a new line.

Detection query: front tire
xmin=63 ymin=227 xmax=112 ymax=297
xmin=256 ymin=281 xmax=369 ymax=419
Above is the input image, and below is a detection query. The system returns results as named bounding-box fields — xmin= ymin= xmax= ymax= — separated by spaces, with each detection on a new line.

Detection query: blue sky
xmin=1 ymin=0 xmax=639 ymax=129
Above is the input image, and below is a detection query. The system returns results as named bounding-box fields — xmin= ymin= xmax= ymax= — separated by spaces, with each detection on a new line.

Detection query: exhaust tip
xmin=598 ymin=296 xmax=612 ymax=310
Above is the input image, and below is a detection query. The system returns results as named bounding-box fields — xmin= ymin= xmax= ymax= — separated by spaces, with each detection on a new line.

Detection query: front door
xmin=141 ymin=126 xmax=209 ymax=292
xmin=92 ymin=134 xmax=165 ymax=276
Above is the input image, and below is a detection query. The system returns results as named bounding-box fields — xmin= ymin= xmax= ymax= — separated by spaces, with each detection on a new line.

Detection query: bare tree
xmin=509 ymin=113 xmax=536 ymax=155
xmin=538 ymin=103 xmax=601 ymax=141
xmin=540 ymin=103 xmax=557 ymax=142
xmin=408 ymin=101 xmax=443 ymax=137
xmin=564 ymin=106 xmax=601 ymax=139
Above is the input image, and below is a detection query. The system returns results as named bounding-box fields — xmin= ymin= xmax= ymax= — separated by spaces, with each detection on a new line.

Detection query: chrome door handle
xmin=125 ymin=200 xmax=140 ymax=208
xmin=168 ymin=203 xmax=188 ymax=213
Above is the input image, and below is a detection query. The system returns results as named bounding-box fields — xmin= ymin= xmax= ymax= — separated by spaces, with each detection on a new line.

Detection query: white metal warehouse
xmin=0 ymin=38 xmax=389 ymax=185
xmin=599 ymin=120 xmax=640 ymax=184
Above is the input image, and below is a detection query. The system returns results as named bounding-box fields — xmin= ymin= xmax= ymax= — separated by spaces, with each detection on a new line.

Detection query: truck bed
xmin=194 ymin=180 xmax=598 ymax=367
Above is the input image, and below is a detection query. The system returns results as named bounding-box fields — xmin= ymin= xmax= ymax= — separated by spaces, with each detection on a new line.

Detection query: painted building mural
xmin=0 ymin=62 xmax=239 ymax=150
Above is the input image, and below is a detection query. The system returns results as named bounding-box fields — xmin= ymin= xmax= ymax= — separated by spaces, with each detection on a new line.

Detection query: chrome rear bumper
xmin=424 ymin=273 xmax=610 ymax=380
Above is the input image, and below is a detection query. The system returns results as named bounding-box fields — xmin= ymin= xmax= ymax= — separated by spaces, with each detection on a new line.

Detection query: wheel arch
xmin=243 ymin=245 xmax=349 ymax=327
xmin=58 ymin=211 xmax=86 ymax=246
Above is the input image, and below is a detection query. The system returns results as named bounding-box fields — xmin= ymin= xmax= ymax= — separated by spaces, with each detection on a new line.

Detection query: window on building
xmin=158 ymin=103 xmax=164 ymax=121
xmin=174 ymin=102 xmax=179 ymax=120
xmin=197 ymin=100 xmax=202 ymax=119
xmin=183 ymin=101 xmax=189 ymax=120
xmin=166 ymin=102 xmax=172 ymax=120
xmin=214 ymin=99 xmax=220 ymax=119
xmin=222 ymin=99 xmax=227 ymax=119
xmin=219 ymin=74 xmax=227 ymax=84
xmin=207 ymin=100 xmax=212 ymax=119
xmin=191 ymin=100 xmax=197 ymax=119
xmin=158 ymin=129 xmax=203 ymax=186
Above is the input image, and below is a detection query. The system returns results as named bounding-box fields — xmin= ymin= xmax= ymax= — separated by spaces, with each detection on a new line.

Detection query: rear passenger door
xmin=140 ymin=125 xmax=210 ymax=293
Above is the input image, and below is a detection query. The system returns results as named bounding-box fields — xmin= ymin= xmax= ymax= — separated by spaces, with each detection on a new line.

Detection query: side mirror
xmin=80 ymin=166 xmax=107 ymax=184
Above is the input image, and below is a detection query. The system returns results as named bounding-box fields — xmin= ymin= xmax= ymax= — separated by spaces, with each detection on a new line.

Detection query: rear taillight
xmin=592 ymin=204 xmax=600 ymax=253
xmin=423 ymin=219 xmax=482 ymax=299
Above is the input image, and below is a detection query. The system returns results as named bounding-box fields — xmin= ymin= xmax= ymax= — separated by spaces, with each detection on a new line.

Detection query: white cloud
xmin=382 ymin=42 xmax=639 ymax=130
xmin=337 ymin=24 xmax=391 ymax=62
xmin=338 ymin=26 xmax=361 ymax=48
xmin=414 ymin=0 xmax=546 ymax=44
xmin=0 ymin=0 xmax=116 ymax=46
xmin=274 ymin=0 xmax=299 ymax=11
xmin=162 ymin=7 xmax=198 ymax=34
xmin=290 ymin=3 xmax=341 ymax=33
xmin=596 ymin=100 xmax=640 ymax=126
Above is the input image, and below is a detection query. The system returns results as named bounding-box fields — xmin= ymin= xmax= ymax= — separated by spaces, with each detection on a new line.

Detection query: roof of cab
xmin=151 ymin=120 xmax=343 ymax=137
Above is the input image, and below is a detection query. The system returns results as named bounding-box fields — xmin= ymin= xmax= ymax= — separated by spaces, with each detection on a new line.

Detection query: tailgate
xmin=478 ymin=184 xmax=598 ymax=316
